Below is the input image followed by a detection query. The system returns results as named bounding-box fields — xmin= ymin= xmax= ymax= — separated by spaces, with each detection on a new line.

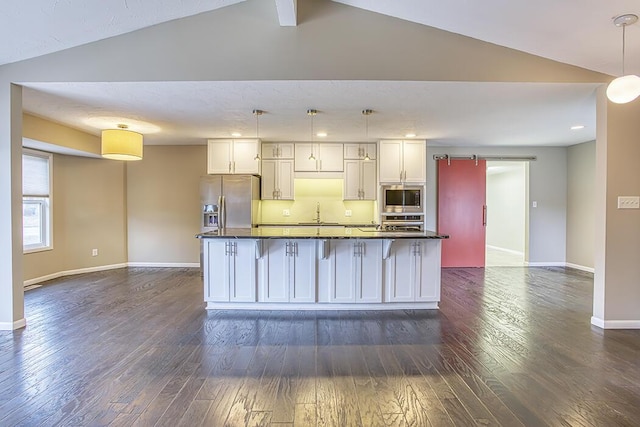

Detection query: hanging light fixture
xmin=362 ymin=109 xmax=373 ymax=161
xmin=101 ymin=124 xmax=143 ymax=161
xmin=307 ymin=109 xmax=317 ymax=160
xmin=253 ymin=109 xmax=263 ymax=160
xmin=607 ymin=14 xmax=640 ymax=104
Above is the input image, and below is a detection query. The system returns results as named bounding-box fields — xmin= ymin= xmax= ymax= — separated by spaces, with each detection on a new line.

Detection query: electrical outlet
xmin=345 ymin=209 xmax=352 ymax=217
xmin=532 ymin=201 xmax=537 ymax=208
xmin=617 ymin=196 xmax=640 ymax=209
xmin=91 ymin=248 xmax=98 ymax=257
xmin=283 ymin=209 xmax=290 ymax=216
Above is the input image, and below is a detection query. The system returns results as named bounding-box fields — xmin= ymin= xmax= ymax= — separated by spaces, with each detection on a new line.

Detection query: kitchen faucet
xmin=314 ymin=202 xmax=321 ymax=224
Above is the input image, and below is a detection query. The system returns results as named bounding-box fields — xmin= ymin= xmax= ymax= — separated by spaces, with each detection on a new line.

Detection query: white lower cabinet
xmin=326 ymin=240 xmax=383 ymax=303
xmin=384 ymin=240 xmax=441 ymax=302
xmin=259 ymin=240 xmax=316 ymax=302
xmin=204 ymin=239 xmax=256 ymax=302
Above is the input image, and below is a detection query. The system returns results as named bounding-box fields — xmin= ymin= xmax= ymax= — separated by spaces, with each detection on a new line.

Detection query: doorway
xmin=437 ymin=158 xmax=529 ymax=267
xmin=485 ymin=161 xmax=528 ymax=266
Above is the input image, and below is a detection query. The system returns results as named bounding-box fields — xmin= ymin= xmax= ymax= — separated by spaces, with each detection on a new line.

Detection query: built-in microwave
xmin=382 ymin=185 xmax=423 ymax=213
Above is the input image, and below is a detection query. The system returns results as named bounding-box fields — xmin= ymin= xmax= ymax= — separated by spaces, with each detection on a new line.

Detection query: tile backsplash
xmin=259 ymin=179 xmax=377 ymax=224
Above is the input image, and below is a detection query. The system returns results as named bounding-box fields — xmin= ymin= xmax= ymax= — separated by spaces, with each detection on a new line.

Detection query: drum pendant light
xmin=101 ymin=124 xmax=143 ymax=161
xmin=607 ymin=14 xmax=640 ymax=104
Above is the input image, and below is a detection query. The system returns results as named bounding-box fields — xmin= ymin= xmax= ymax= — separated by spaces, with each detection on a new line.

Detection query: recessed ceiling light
xmin=570 ymin=125 xmax=585 ymax=130
xmin=405 ymin=133 xmax=416 ymax=138
xmin=231 ymin=132 xmax=242 ymax=137
xmin=316 ymin=132 xmax=327 ymax=137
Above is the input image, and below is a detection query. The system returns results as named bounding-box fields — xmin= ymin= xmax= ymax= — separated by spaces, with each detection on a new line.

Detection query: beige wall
xmin=23 ymin=154 xmax=127 ymax=281
xmin=23 ymin=113 xmax=100 ymax=155
xmin=126 ymin=145 xmax=206 ymax=264
xmin=566 ymin=141 xmax=595 ymax=270
xmin=594 ymin=89 xmax=640 ymax=325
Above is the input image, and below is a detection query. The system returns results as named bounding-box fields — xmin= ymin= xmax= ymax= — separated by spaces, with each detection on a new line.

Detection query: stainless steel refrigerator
xmin=200 ymin=175 xmax=260 ymax=231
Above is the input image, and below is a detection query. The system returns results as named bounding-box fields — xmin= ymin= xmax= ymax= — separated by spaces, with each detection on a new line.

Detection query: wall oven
xmin=382 ymin=185 xmax=423 ymax=213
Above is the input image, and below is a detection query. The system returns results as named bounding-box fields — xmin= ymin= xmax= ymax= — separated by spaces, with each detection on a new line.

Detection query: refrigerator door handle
xmin=218 ymin=196 xmax=225 ymax=229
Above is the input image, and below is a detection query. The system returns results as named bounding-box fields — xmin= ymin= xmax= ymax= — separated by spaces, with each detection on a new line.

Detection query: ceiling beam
xmin=275 ymin=0 xmax=297 ymax=26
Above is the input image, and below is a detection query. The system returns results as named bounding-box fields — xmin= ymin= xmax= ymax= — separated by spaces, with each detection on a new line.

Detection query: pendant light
xmin=607 ymin=14 xmax=640 ymax=104
xmin=362 ymin=109 xmax=373 ymax=161
xmin=101 ymin=124 xmax=143 ymax=161
xmin=253 ymin=109 xmax=263 ymax=161
xmin=307 ymin=109 xmax=317 ymax=160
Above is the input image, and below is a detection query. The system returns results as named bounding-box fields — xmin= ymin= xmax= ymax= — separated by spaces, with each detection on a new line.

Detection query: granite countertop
xmin=196 ymin=227 xmax=448 ymax=240
xmin=257 ymin=223 xmax=378 ymax=228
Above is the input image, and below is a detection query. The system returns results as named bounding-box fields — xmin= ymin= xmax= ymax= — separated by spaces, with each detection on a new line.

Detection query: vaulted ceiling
xmin=6 ymin=0 xmax=638 ymax=148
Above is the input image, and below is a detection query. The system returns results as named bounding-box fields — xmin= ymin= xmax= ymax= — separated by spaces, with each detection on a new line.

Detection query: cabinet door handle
xmin=412 ymin=242 xmax=421 ymax=256
xmin=225 ymin=241 xmax=237 ymax=256
xmin=285 ymin=242 xmax=290 ymax=256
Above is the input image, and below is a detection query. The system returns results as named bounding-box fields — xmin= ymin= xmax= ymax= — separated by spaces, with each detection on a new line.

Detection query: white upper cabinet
xmin=261 ymin=159 xmax=294 ymax=200
xmin=207 ymin=139 xmax=261 ymax=175
xmin=344 ymin=159 xmax=376 ymax=200
xmin=294 ymin=143 xmax=344 ymax=172
xmin=344 ymin=143 xmax=376 ymax=160
xmin=378 ymin=140 xmax=426 ymax=183
xmin=261 ymin=142 xmax=294 ymax=159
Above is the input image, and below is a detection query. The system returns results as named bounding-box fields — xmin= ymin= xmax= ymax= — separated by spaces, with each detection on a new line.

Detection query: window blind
xmin=23 ymin=153 xmax=50 ymax=197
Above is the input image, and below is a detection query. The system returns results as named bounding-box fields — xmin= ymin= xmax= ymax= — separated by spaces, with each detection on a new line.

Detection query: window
xmin=23 ymin=150 xmax=52 ymax=252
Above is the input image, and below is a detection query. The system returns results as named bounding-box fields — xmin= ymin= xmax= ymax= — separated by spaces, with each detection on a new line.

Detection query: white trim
xmin=527 ymin=262 xmax=566 ymax=267
xmin=591 ymin=317 xmax=640 ymax=329
xmin=23 ymin=262 xmax=200 ymax=287
xmin=127 ymin=262 xmax=200 ymax=268
xmin=23 ymin=263 xmax=127 ymax=287
xmin=0 ymin=318 xmax=27 ymax=330
xmin=565 ymin=263 xmax=594 ymax=273
xmin=486 ymin=245 xmax=524 ymax=257
xmin=205 ymin=301 xmax=439 ymax=310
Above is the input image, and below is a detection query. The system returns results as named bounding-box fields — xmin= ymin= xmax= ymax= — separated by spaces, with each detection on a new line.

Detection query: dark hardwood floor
xmin=1 ymin=266 xmax=639 ymax=426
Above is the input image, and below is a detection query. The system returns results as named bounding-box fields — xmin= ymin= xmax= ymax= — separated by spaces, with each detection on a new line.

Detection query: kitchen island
xmin=197 ymin=227 xmax=448 ymax=310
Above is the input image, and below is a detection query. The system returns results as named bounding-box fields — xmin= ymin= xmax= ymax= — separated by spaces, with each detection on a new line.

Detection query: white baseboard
xmin=591 ymin=316 xmax=640 ymax=329
xmin=127 ymin=262 xmax=200 ymax=268
xmin=24 ymin=263 xmax=128 ymax=287
xmin=486 ymin=245 xmax=524 ymax=256
xmin=23 ymin=262 xmax=199 ymax=287
xmin=205 ymin=301 xmax=439 ymax=310
xmin=527 ymin=262 xmax=566 ymax=267
xmin=0 ymin=318 xmax=27 ymax=330
xmin=565 ymin=263 xmax=595 ymax=273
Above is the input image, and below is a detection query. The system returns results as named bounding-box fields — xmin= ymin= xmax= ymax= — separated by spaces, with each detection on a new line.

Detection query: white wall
xmin=427 ymin=146 xmax=567 ymax=264
xmin=566 ymin=141 xmax=595 ymax=271
xmin=486 ymin=162 xmax=526 ymax=254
